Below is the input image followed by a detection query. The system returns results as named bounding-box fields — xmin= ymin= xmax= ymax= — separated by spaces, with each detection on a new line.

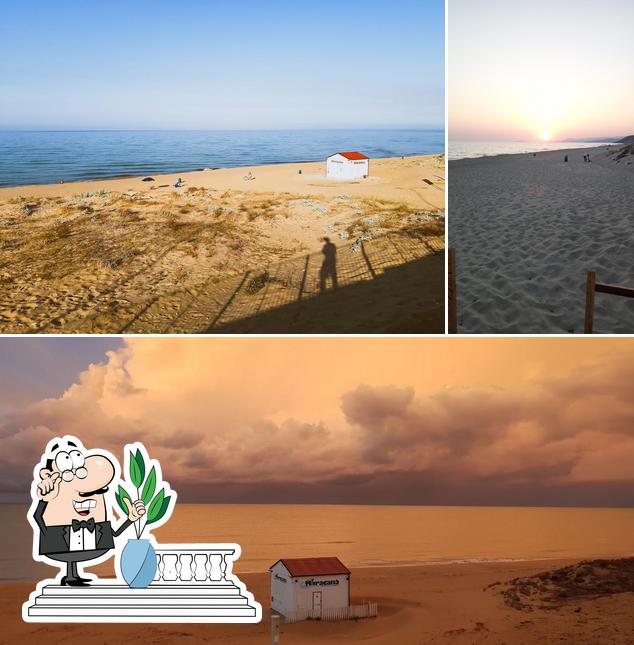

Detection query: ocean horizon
xmin=2 ymin=503 xmax=632 ymax=582
xmin=448 ymin=139 xmax=613 ymax=161
xmin=0 ymin=128 xmax=444 ymax=188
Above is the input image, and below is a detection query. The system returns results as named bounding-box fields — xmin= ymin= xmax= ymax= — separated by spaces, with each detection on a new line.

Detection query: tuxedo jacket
xmin=33 ymin=500 xmax=131 ymax=556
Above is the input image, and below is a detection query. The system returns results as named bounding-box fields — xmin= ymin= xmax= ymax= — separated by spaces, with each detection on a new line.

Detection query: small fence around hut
xmin=283 ymin=601 xmax=378 ymax=623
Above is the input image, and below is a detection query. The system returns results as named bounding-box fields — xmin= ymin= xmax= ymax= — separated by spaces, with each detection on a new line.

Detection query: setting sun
xmin=540 ymin=131 xmax=551 ymax=142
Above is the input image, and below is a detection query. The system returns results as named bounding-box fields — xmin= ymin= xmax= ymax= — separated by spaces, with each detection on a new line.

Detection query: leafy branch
xmin=115 ymin=447 xmax=172 ymax=538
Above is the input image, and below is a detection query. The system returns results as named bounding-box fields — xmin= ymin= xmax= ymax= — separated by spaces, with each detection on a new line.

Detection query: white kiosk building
xmin=270 ymin=557 xmax=350 ymax=618
xmin=326 ymin=151 xmax=369 ymax=180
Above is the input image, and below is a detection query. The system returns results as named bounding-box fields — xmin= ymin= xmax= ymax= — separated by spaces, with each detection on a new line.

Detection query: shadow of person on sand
xmin=319 ymin=237 xmax=338 ymax=293
xmin=208 ymin=251 xmax=445 ymax=334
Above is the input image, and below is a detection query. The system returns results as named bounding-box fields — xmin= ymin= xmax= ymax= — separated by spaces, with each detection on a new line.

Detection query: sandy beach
xmin=0 ymin=155 xmax=444 ymax=334
xmin=449 ymin=144 xmax=634 ymax=333
xmin=5 ymin=559 xmax=634 ymax=644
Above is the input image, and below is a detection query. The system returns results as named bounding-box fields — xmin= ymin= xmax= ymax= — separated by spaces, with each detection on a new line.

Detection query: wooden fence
xmin=584 ymin=271 xmax=634 ymax=333
xmin=283 ymin=602 xmax=378 ymax=623
xmin=448 ymin=247 xmax=457 ymax=333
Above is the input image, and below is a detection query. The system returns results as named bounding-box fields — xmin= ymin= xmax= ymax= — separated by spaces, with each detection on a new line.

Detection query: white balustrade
xmin=153 ymin=547 xmax=236 ymax=585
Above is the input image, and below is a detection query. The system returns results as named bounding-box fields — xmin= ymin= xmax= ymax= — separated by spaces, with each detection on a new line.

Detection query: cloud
xmin=341 ymin=358 xmax=634 ymax=486
xmin=1 ymin=339 xmax=633 ymax=505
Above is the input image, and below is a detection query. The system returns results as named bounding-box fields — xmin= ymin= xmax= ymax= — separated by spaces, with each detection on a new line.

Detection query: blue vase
xmin=120 ymin=539 xmax=157 ymax=588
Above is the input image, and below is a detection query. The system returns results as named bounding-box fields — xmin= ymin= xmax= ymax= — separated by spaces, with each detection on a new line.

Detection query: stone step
xmin=35 ymin=593 xmax=250 ymax=606
xmin=28 ymin=604 xmax=258 ymax=618
xmin=41 ymin=583 xmax=241 ymax=596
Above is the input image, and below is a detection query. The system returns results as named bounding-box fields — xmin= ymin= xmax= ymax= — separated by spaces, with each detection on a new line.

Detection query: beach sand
xmin=449 ymin=144 xmax=634 ymax=333
xmin=0 ymin=155 xmax=444 ymax=334
xmin=5 ymin=559 xmax=634 ymax=644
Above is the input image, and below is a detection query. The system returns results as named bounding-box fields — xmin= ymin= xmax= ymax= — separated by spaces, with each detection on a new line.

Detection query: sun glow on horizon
xmin=450 ymin=1 xmax=634 ymax=141
xmin=449 ymin=2 xmax=634 ymax=142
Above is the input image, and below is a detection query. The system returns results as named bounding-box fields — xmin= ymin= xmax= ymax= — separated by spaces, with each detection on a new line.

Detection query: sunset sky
xmin=449 ymin=0 xmax=634 ymax=141
xmin=1 ymin=337 xmax=633 ymax=506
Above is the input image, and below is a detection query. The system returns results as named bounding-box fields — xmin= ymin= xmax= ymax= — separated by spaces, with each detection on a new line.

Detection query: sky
xmin=449 ymin=0 xmax=634 ymax=141
xmin=1 ymin=337 xmax=633 ymax=507
xmin=0 ymin=0 xmax=444 ymax=130
xmin=0 ymin=338 xmax=123 ymax=415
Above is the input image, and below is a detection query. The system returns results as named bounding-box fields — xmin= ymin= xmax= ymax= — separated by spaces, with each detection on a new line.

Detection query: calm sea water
xmin=449 ymin=140 xmax=608 ymax=160
xmin=0 ymin=129 xmax=444 ymax=188
xmin=1 ymin=504 xmax=632 ymax=582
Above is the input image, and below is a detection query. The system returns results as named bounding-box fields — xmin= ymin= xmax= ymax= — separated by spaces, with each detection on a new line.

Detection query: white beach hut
xmin=326 ymin=151 xmax=369 ymax=180
xmin=270 ymin=557 xmax=351 ymax=618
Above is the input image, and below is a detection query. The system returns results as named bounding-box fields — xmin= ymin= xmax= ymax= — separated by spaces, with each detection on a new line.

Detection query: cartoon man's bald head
xmin=37 ymin=438 xmax=116 ymax=526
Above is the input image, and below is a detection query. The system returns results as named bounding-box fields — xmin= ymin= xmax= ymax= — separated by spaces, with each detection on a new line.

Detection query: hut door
xmin=312 ymin=591 xmax=322 ymax=615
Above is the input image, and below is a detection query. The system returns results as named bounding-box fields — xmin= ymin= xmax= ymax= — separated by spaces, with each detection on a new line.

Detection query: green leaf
xmin=147 ymin=494 xmax=171 ymax=525
xmin=141 ymin=466 xmax=157 ymax=505
xmin=116 ymin=485 xmax=132 ymax=515
xmin=135 ymin=448 xmax=146 ymax=483
xmin=129 ymin=450 xmax=143 ymax=488
xmin=146 ymin=488 xmax=165 ymax=523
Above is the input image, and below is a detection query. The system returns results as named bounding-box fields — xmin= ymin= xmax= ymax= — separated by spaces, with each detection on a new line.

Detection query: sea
xmin=449 ymin=140 xmax=611 ymax=161
xmin=0 ymin=129 xmax=444 ymax=188
xmin=1 ymin=504 xmax=632 ymax=582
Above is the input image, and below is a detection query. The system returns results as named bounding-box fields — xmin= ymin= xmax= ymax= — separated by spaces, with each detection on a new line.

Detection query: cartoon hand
xmin=37 ymin=471 xmax=61 ymax=501
xmin=123 ymin=497 xmax=146 ymax=522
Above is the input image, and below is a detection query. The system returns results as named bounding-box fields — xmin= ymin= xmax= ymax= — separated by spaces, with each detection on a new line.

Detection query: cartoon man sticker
xmin=30 ymin=436 xmax=145 ymax=586
xmin=24 ymin=436 xmax=262 ymax=623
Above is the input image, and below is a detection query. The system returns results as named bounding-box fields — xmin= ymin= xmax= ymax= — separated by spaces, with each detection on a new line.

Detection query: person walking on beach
xmin=320 ymin=237 xmax=338 ymax=292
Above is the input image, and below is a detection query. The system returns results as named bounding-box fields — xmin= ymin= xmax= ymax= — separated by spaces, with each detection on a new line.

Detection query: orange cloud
xmin=1 ymin=338 xmax=633 ymax=505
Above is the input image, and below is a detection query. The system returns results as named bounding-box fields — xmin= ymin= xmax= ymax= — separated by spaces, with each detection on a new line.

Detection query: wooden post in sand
xmin=584 ymin=272 xmax=634 ymax=333
xmin=271 ymin=613 xmax=280 ymax=645
xmin=448 ymin=248 xmax=458 ymax=333
xmin=584 ymin=271 xmax=596 ymax=334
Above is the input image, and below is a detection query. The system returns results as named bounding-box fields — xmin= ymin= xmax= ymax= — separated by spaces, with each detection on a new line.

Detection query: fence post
xmin=298 ymin=254 xmax=309 ymax=301
xmin=271 ymin=614 xmax=280 ymax=645
xmin=448 ymin=248 xmax=457 ymax=333
xmin=584 ymin=271 xmax=596 ymax=334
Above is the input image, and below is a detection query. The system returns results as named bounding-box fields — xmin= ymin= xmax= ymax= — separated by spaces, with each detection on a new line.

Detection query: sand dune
xmin=4 ymin=559 xmax=634 ymax=644
xmin=0 ymin=155 xmax=444 ymax=333
xmin=449 ymin=145 xmax=634 ymax=333
xmin=497 ymin=558 xmax=634 ymax=611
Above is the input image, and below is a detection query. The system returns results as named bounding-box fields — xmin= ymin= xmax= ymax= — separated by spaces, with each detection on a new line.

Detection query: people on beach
xmin=564 ymin=155 xmax=568 ymax=162
xmin=174 ymin=178 xmax=183 ymax=188
xmin=243 ymin=171 xmax=255 ymax=181
xmin=319 ymin=237 xmax=338 ymax=292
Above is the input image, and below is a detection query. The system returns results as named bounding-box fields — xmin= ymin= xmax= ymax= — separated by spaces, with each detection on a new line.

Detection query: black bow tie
xmin=72 ymin=518 xmax=96 ymax=533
